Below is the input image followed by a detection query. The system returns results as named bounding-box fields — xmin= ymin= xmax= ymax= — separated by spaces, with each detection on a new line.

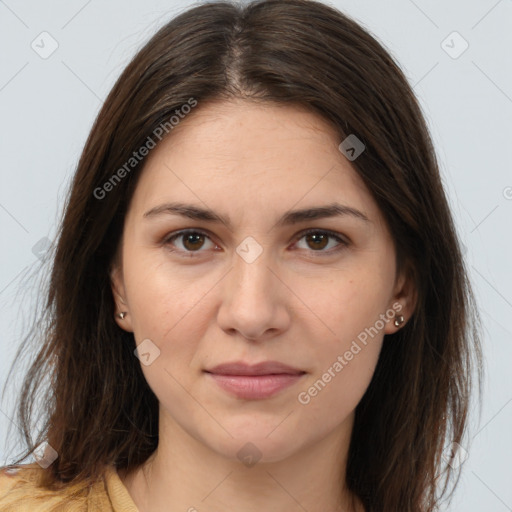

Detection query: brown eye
xmin=294 ymin=229 xmax=348 ymax=254
xmin=164 ymin=230 xmax=215 ymax=254
xmin=305 ymin=232 xmax=329 ymax=250
xmin=163 ymin=228 xmax=348 ymax=258
xmin=182 ymin=232 xmax=206 ymax=251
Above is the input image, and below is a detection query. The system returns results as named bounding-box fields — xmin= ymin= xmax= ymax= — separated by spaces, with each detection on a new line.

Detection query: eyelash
xmin=162 ymin=228 xmax=349 ymax=258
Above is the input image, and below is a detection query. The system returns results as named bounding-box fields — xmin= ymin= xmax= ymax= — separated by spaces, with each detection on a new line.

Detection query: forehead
xmin=158 ymin=99 xmax=342 ymax=165
xmin=128 ymin=100 xmax=383 ymax=227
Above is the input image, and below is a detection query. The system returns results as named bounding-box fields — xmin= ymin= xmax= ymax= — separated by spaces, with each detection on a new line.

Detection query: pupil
xmin=184 ymin=233 xmax=204 ymax=250
xmin=308 ymin=234 xmax=328 ymax=250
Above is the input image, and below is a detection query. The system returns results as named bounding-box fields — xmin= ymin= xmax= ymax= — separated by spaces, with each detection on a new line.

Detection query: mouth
xmin=203 ymin=361 xmax=306 ymax=400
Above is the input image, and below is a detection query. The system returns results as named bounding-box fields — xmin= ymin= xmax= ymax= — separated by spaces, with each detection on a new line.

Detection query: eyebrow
xmin=143 ymin=201 xmax=371 ymax=229
xmin=143 ymin=201 xmax=370 ymax=228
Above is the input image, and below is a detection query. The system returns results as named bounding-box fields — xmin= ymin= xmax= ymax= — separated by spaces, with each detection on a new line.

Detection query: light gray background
xmin=0 ymin=0 xmax=511 ymax=510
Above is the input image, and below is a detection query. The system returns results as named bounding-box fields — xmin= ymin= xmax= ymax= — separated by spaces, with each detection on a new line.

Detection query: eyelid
xmin=294 ymin=228 xmax=349 ymax=246
xmin=162 ymin=227 xmax=349 ymax=256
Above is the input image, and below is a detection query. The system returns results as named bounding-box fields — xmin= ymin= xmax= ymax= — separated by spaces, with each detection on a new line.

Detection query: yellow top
xmin=0 ymin=463 xmax=139 ymax=511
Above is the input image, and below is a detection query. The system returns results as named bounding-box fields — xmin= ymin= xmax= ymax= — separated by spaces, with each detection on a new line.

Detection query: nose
xmin=216 ymin=246 xmax=291 ymax=342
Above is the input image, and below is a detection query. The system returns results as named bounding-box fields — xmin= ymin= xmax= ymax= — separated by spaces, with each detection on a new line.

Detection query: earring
xmin=394 ymin=314 xmax=405 ymax=328
xmin=117 ymin=312 xmax=127 ymax=319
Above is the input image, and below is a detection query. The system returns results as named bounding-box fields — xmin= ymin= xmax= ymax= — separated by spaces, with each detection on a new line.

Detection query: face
xmin=111 ymin=99 xmax=415 ymax=464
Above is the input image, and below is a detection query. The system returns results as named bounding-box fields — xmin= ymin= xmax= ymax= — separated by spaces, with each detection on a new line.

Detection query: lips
xmin=205 ymin=360 xmax=305 ymax=376
xmin=204 ymin=361 xmax=306 ymax=399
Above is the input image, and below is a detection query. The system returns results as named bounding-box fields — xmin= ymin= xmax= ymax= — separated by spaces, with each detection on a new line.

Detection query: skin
xmin=111 ymin=99 xmax=416 ymax=512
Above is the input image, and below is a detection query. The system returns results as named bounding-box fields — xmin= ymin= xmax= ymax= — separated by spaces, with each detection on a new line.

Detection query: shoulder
xmin=0 ymin=463 xmax=114 ymax=511
xmin=0 ymin=464 xmax=43 ymax=506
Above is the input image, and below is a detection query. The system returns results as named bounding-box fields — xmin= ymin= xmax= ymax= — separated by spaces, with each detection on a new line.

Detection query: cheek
xmin=292 ymin=262 xmax=393 ymax=346
xmin=122 ymin=262 xmax=215 ymax=393
xmin=295 ymin=330 xmax=384 ymax=439
xmin=123 ymin=249 xmax=206 ymax=337
xmin=291 ymin=267 xmax=390 ymax=415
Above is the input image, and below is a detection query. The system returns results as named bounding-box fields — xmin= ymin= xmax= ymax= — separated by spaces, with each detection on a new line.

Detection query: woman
xmin=0 ymin=0 xmax=482 ymax=510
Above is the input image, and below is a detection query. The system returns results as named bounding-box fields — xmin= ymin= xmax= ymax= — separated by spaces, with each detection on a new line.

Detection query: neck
xmin=120 ymin=410 xmax=363 ymax=512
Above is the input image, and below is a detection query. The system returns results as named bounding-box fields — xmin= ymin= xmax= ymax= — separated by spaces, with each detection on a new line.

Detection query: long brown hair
xmin=2 ymin=0 xmax=482 ymax=510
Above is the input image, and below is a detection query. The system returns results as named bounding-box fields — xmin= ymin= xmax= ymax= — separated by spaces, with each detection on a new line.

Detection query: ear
xmin=383 ymin=263 xmax=417 ymax=335
xmin=110 ymin=264 xmax=134 ymax=333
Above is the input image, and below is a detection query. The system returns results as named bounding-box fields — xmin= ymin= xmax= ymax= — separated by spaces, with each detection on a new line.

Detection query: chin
xmin=205 ymin=425 xmax=303 ymax=466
